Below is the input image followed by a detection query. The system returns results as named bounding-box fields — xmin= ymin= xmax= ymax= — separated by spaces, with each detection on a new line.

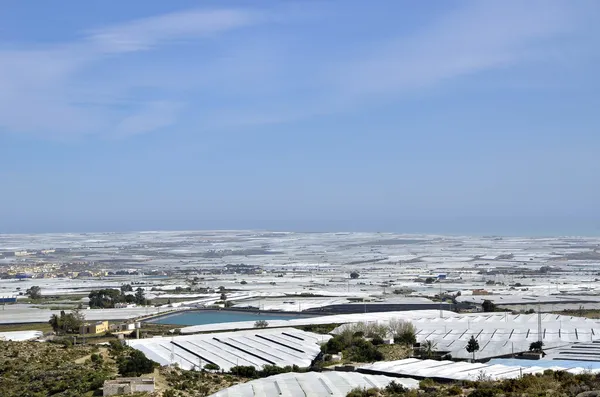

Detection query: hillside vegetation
xmin=0 ymin=341 xmax=111 ymax=397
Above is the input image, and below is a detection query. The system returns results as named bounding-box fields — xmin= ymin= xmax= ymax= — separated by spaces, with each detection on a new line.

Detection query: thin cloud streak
xmin=113 ymin=101 xmax=183 ymax=138
xmin=0 ymin=7 xmax=263 ymax=139
xmin=87 ymin=8 xmax=262 ymax=54
xmin=332 ymin=0 xmax=581 ymax=99
xmin=0 ymin=1 xmax=595 ymax=140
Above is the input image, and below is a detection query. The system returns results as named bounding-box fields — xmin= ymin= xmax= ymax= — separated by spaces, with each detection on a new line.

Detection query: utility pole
xmin=439 ymin=280 xmax=443 ymax=318
xmin=170 ymin=332 xmax=175 ymax=366
xmin=538 ymin=303 xmax=542 ymax=343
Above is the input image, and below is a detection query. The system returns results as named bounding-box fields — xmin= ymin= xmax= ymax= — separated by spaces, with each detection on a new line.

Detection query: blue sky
xmin=1 ymin=1 xmax=599 ymax=235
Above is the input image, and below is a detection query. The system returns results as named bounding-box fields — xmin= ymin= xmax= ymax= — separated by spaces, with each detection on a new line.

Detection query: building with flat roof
xmin=80 ymin=320 xmax=109 ymax=335
xmin=103 ymin=377 xmax=155 ymax=396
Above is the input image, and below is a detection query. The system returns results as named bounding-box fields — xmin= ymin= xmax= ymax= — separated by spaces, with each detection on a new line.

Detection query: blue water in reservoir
xmin=147 ymin=310 xmax=314 ymax=325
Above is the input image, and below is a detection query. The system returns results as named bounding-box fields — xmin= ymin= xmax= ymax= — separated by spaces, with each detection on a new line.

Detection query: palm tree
xmin=422 ymin=339 xmax=437 ymax=359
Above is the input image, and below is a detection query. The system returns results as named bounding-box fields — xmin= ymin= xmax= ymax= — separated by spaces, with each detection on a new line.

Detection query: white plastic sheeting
xmin=0 ymin=330 xmax=43 ymax=341
xmin=359 ymin=358 xmax=600 ymax=381
xmin=414 ymin=313 xmax=600 ymax=360
xmin=544 ymin=341 xmax=600 ymax=362
xmin=180 ymin=310 xmax=452 ymax=334
xmin=209 ymin=371 xmax=418 ymax=397
xmin=333 ymin=313 xmax=600 ymax=360
xmin=0 ymin=304 xmax=185 ymax=324
xmin=127 ymin=328 xmax=331 ymax=371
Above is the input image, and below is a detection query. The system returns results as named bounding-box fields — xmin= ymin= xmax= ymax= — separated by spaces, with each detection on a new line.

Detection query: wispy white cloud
xmin=0 ymin=7 xmax=263 ymax=139
xmin=87 ymin=8 xmax=261 ymax=54
xmin=0 ymin=1 xmax=595 ymax=140
xmin=188 ymin=0 xmax=597 ymax=130
xmin=113 ymin=101 xmax=183 ymax=138
xmin=331 ymin=0 xmax=585 ymax=99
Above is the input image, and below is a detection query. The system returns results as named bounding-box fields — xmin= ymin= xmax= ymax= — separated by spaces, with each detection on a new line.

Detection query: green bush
xmin=204 ymin=363 xmax=220 ymax=371
xmin=371 ymin=335 xmax=384 ymax=345
xmin=419 ymin=378 xmax=435 ymax=390
xmin=321 ymin=336 xmax=345 ymax=354
xmin=346 ymin=387 xmax=379 ymax=397
xmin=0 ymin=341 xmax=112 ymax=397
xmin=393 ymin=330 xmax=416 ymax=346
xmin=469 ymin=388 xmax=498 ymax=397
xmin=117 ymin=349 xmax=158 ymax=377
xmin=90 ymin=353 xmax=103 ymax=363
xmin=385 ymin=380 xmax=407 ymax=394
xmin=345 ymin=338 xmax=384 ymax=362
xmin=230 ymin=365 xmax=257 ymax=378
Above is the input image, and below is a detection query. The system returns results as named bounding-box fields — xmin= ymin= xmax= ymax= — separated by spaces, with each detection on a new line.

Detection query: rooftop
xmin=208 ymin=371 xmax=418 ymax=397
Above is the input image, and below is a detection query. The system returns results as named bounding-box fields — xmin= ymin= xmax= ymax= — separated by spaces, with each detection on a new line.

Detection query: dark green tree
xmin=482 ymin=300 xmax=496 ymax=312
xmin=88 ymin=289 xmax=122 ymax=308
xmin=49 ymin=309 xmax=85 ymax=334
xmin=134 ymin=287 xmax=146 ymax=305
xmin=117 ymin=350 xmax=157 ymax=377
xmin=26 ymin=285 xmax=42 ymax=300
xmin=49 ymin=314 xmax=61 ymax=333
xmin=466 ymin=335 xmax=480 ymax=362
xmin=421 ymin=339 xmax=437 ymax=359
xmin=529 ymin=341 xmax=544 ymax=352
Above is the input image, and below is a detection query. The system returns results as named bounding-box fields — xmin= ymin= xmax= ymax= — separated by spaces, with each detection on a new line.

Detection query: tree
xmin=120 ymin=284 xmax=133 ymax=293
xmin=62 ymin=309 xmax=85 ymax=333
xmin=88 ymin=289 xmax=122 ymax=308
xmin=68 ymin=307 xmax=86 ymax=332
xmin=49 ymin=314 xmax=61 ymax=333
xmin=254 ymin=320 xmax=269 ymax=328
xmin=220 ymin=292 xmax=227 ymax=301
xmin=321 ymin=337 xmax=344 ymax=354
xmin=529 ymin=341 xmax=544 ymax=352
xmin=134 ymin=287 xmax=146 ymax=305
xmin=466 ymin=335 xmax=480 ymax=362
xmin=482 ymin=300 xmax=496 ymax=312
xmin=350 ymin=272 xmax=360 ymax=279
xmin=240 ymin=280 xmax=248 ymax=285
xmin=389 ymin=319 xmax=417 ymax=346
xmin=394 ymin=331 xmax=416 ymax=346
xmin=345 ymin=338 xmax=384 ymax=362
xmin=49 ymin=309 xmax=85 ymax=334
xmin=385 ymin=381 xmax=408 ymax=394
xmin=26 ymin=285 xmax=41 ymax=300
xmin=424 ymin=277 xmax=436 ymax=284
xmin=117 ymin=349 xmax=158 ymax=377
xmin=421 ymin=339 xmax=437 ymax=359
